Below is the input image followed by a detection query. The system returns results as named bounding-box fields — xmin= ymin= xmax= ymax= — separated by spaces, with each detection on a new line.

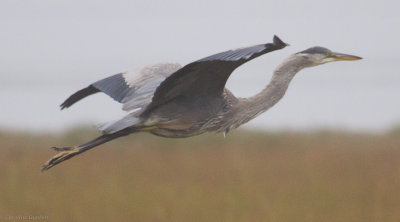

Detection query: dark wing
xmin=143 ymin=35 xmax=288 ymax=114
xmin=60 ymin=63 xmax=182 ymax=111
xmin=60 ymin=73 xmax=125 ymax=110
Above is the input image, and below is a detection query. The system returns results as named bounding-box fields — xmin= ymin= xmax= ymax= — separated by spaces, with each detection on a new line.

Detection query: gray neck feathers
xmin=233 ymin=55 xmax=309 ymax=127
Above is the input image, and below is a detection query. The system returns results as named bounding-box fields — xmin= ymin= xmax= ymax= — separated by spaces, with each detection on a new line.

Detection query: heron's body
xmin=42 ymin=36 xmax=361 ymax=171
xmin=124 ymin=53 xmax=313 ymax=137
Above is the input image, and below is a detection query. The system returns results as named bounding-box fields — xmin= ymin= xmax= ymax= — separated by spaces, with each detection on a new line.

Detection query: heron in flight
xmin=42 ymin=36 xmax=361 ymax=171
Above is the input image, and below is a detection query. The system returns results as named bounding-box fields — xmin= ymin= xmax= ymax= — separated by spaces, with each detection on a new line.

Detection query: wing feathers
xmin=144 ymin=35 xmax=288 ymax=114
xmin=60 ymin=73 xmax=129 ymax=110
xmin=60 ymin=85 xmax=99 ymax=110
xmin=60 ymin=63 xmax=182 ymax=112
xmin=92 ymin=73 xmax=130 ymax=102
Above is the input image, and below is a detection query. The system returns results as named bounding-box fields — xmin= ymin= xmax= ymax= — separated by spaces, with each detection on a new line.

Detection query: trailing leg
xmin=41 ymin=128 xmax=135 ymax=172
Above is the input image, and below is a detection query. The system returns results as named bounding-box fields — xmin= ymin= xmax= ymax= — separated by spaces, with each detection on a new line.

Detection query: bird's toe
xmin=41 ymin=147 xmax=80 ymax=172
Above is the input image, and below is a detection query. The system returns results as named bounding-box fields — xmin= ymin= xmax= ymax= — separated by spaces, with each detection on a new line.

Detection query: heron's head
xmin=296 ymin=46 xmax=362 ymax=67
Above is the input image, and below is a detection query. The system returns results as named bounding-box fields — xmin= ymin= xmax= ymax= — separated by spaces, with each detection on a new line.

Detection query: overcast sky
xmin=1 ymin=0 xmax=399 ymax=133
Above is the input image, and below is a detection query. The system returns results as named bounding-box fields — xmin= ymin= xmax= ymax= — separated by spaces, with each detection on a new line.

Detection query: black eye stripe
xmin=299 ymin=46 xmax=331 ymax=55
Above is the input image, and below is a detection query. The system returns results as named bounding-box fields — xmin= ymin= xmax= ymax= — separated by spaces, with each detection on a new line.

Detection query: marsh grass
xmin=0 ymin=129 xmax=399 ymax=221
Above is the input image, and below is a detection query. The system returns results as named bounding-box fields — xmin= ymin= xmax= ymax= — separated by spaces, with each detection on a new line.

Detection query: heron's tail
xmin=41 ymin=128 xmax=135 ymax=172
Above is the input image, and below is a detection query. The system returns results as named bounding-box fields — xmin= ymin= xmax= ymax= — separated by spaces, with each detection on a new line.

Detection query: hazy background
xmin=2 ymin=1 xmax=400 ymax=221
xmin=1 ymin=0 xmax=399 ymax=133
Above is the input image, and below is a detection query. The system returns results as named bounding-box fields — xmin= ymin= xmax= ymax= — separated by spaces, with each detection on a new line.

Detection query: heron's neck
xmin=236 ymin=55 xmax=307 ymax=124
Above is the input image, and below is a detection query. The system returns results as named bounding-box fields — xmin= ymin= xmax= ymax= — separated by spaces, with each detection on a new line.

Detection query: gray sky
xmin=1 ymin=0 xmax=399 ymax=132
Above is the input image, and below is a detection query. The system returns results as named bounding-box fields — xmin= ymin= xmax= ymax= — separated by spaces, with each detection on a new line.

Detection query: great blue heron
xmin=41 ymin=36 xmax=361 ymax=171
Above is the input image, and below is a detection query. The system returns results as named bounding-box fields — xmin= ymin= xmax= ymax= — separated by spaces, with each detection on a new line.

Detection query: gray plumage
xmin=42 ymin=35 xmax=361 ymax=171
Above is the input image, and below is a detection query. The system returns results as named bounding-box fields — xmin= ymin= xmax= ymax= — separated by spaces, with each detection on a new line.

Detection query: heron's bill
xmin=332 ymin=52 xmax=362 ymax=61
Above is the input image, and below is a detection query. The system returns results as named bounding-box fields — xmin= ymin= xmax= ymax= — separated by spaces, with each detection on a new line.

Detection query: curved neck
xmin=234 ymin=55 xmax=309 ymax=126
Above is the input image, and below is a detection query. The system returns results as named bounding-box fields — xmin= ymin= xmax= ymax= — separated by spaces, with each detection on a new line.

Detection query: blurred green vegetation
xmin=0 ymin=128 xmax=399 ymax=222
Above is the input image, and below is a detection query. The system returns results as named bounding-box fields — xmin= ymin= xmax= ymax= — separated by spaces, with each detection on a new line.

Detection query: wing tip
xmin=60 ymin=102 xmax=68 ymax=110
xmin=60 ymin=98 xmax=74 ymax=110
xmin=273 ymin=35 xmax=289 ymax=48
xmin=58 ymin=85 xmax=100 ymax=111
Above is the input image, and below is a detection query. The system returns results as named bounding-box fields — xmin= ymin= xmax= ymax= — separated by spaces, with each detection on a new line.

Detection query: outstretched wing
xmin=143 ymin=35 xmax=288 ymax=114
xmin=60 ymin=63 xmax=182 ymax=112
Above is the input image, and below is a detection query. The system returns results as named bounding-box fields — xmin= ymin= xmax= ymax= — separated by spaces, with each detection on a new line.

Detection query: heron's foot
xmin=41 ymin=147 xmax=80 ymax=172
